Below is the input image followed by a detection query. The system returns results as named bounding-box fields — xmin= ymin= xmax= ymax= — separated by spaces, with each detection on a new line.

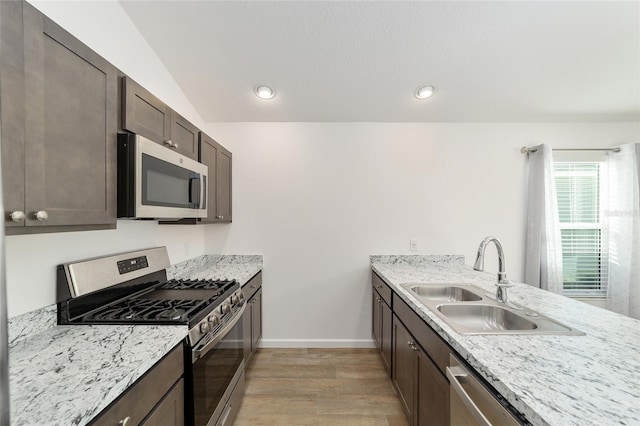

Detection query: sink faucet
xmin=473 ymin=236 xmax=512 ymax=303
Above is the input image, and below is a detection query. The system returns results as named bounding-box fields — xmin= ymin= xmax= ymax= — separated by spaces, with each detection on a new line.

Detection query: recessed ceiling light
xmin=255 ymin=85 xmax=275 ymax=100
xmin=414 ymin=85 xmax=435 ymax=99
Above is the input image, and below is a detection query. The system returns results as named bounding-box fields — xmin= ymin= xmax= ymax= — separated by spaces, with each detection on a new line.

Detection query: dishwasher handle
xmin=447 ymin=364 xmax=493 ymax=426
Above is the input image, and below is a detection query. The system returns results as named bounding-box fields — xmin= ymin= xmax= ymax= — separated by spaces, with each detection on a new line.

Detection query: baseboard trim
xmin=259 ymin=339 xmax=376 ymax=348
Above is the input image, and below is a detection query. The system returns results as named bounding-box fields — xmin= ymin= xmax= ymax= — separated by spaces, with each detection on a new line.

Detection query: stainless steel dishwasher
xmin=446 ymin=355 xmax=521 ymax=426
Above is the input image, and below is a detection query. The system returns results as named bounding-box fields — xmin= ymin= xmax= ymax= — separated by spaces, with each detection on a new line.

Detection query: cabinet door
xmin=380 ymin=300 xmax=392 ymax=374
xmin=122 ymin=76 xmax=171 ymax=144
xmin=170 ymin=110 xmax=198 ymax=160
xmin=199 ymin=132 xmax=232 ymax=223
xmin=416 ymin=349 xmax=449 ymax=426
xmin=392 ymin=316 xmax=415 ymax=421
xmin=216 ymin=144 xmax=232 ymax=222
xmin=22 ymin=3 xmax=117 ymax=227
xmin=0 ymin=0 xmax=26 ymax=229
xmin=372 ymin=290 xmax=381 ymax=350
xmin=199 ymin=132 xmax=218 ymax=222
xmin=243 ymin=298 xmax=253 ymax=365
xmin=141 ymin=379 xmax=185 ymax=426
xmin=251 ymin=288 xmax=262 ymax=352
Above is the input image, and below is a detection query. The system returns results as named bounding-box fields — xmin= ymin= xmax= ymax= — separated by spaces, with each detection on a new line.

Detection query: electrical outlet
xmin=410 ymin=239 xmax=418 ymax=252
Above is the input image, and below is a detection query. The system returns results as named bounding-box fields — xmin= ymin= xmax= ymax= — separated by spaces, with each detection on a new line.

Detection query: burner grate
xmin=78 ymin=278 xmax=237 ymax=324
xmin=83 ymin=298 xmax=205 ymax=323
xmin=160 ymin=278 xmax=235 ymax=290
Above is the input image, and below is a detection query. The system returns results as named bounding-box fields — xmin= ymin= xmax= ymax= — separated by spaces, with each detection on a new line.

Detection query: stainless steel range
xmin=57 ymin=247 xmax=246 ymax=426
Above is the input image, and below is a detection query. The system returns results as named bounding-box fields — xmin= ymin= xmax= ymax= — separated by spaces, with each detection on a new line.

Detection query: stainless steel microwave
xmin=117 ymin=133 xmax=208 ymax=219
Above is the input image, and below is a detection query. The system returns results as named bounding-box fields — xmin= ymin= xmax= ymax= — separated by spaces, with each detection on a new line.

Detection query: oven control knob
xmin=231 ymin=293 xmax=242 ymax=305
xmin=221 ymin=303 xmax=231 ymax=314
xmin=199 ymin=322 xmax=210 ymax=333
xmin=207 ymin=315 xmax=220 ymax=327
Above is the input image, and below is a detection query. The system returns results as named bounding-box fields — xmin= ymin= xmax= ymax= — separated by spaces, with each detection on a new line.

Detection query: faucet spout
xmin=473 ymin=236 xmax=511 ymax=302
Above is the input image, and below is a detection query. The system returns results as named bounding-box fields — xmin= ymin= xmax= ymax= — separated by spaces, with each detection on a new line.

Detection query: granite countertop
xmin=167 ymin=254 xmax=263 ymax=287
xmin=8 ymin=254 xmax=263 ymax=426
xmin=371 ymin=255 xmax=640 ymax=426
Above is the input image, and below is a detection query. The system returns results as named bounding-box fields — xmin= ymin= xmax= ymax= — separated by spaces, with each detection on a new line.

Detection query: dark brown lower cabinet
xmin=372 ymin=274 xmax=392 ymax=375
xmin=90 ymin=344 xmax=184 ymax=426
xmin=416 ymin=345 xmax=449 ymax=426
xmin=392 ymin=315 xmax=450 ymax=426
xmin=393 ymin=315 xmax=415 ymax=417
xmin=243 ymin=272 xmax=263 ymax=367
xmin=372 ymin=289 xmax=392 ymax=373
xmin=141 ymin=379 xmax=184 ymax=426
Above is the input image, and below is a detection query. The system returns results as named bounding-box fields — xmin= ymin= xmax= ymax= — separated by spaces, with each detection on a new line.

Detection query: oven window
xmin=193 ymin=319 xmax=244 ymax=426
xmin=142 ymin=154 xmax=200 ymax=208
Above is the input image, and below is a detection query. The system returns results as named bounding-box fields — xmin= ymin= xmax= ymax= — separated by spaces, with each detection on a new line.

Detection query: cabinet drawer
xmin=372 ymin=273 xmax=392 ymax=306
xmin=394 ymin=294 xmax=450 ymax=376
xmin=91 ymin=344 xmax=184 ymax=426
xmin=244 ymin=272 xmax=262 ymax=300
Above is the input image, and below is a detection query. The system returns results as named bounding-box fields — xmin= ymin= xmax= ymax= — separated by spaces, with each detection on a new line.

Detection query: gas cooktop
xmin=79 ymin=279 xmax=237 ymax=324
xmin=56 ymin=247 xmax=239 ymax=327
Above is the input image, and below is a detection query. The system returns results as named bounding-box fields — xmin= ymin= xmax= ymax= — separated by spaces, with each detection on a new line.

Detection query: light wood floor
xmin=234 ymin=348 xmax=409 ymax=426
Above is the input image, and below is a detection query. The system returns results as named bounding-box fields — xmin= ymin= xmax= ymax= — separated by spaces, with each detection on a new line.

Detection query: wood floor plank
xmin=235 ymin=348 xmax=408 ymax=426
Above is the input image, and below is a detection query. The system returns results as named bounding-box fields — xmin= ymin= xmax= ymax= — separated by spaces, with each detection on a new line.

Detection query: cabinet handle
xmin=375 ymin=285 xmax=382 ymax=289
xmin=164 ymin=140 xmax=173 ymax=147
xmin=411 ymin=344 xmax=418 ymax=351
xmin=216 ymin=215 xmax=224 ymax=220
xmin=173 ymin=142 xmax=179 ymax=149
xmin=9 ymin=211 xmax=25 ymax=222
xmin=407 ymin=341 xmax=412 ymax=346
xmin=118 ymin=416 xmax=131 ymax=426
xmin=34 ymin=210 xmax=48 ymax=221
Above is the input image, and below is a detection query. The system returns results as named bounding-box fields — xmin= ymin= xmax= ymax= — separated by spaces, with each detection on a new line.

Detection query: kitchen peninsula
xmin=371 ymin=255 xmax=640 ymax=426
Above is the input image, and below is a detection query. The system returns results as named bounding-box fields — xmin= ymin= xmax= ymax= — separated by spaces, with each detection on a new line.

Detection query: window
xmin=553 ymin=155 xmax=608 ymax=297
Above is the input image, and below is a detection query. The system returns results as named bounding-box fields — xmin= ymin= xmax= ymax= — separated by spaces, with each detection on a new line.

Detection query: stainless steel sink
xmin=408 ymin=285 xmax=482 ymax=302
xmin=402 ymin=283 xmax=584 ymax=335
xmin=437 ymin=304 xmax=537 ymax=332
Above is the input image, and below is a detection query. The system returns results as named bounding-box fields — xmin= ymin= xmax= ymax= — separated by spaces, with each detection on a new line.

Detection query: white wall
xmin=5 ymin=1 xmax=207 ymax=317
xmin=203 ymin=122 xmax=640 ymax=346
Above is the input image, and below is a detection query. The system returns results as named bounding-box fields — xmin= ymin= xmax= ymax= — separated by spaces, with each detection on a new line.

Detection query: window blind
xmin=554 ymin=162 xmax=608 ymax=296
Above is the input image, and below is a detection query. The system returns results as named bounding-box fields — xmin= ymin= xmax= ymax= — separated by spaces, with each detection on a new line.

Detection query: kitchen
xmin=1 ymin=1 xmax=639 ymax=426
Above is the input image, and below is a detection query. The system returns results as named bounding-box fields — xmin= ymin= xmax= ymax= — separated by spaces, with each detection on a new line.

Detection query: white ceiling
xmin=120 ymin=1 xmax=640 ymax=123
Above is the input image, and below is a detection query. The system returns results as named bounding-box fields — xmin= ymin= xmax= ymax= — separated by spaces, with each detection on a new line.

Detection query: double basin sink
xmin=404 ymin=284 xmax=584 ymax=335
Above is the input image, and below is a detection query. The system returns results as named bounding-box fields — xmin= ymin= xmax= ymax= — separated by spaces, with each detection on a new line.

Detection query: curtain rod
xmin=520 ymin=146 xmax=621 ymax=154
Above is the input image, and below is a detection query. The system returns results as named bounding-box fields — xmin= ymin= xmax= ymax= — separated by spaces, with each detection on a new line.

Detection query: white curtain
xmin=524 ymin=144 xmax=564 ymax=293
xmin=606 ymin=143 xmax=640 ymax=319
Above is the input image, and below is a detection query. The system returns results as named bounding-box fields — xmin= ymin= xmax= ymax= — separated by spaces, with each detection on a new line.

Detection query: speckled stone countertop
xmin=9 ymin=324 xmax=187 ymax=426
xmin=9 ymin=254 xmax=263 ymax=426
xmin=167 ymin=254 xmax=263 ymax=287
xmin=371 ymin=255 xmax=640 ymax=426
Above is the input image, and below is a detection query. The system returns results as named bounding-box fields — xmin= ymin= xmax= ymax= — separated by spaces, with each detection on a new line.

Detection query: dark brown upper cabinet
xmin=122 ymin=76 xmax=171 ymax=145
xmin=122 ymin=77 xmax=198 ymax=161
xmin=2 ymin=1 xmax=117 ymax=234
xmin=199 ymin=132 xmax=232 ymax=223
xmin=170 ymin=110 xmax=198 ymax=160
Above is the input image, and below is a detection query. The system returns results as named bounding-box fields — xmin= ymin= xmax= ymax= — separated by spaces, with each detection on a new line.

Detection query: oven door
xmin=190 ymin=306 xmax=245 ymax=426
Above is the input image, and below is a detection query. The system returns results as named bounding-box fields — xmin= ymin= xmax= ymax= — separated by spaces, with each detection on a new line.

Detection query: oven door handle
xmin=193 ymin=303 xmax=246 ymax=362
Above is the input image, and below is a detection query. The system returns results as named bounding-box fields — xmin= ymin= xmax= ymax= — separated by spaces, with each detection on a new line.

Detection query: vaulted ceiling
xmin=120 ymin=1 xmax=640 ymax=122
